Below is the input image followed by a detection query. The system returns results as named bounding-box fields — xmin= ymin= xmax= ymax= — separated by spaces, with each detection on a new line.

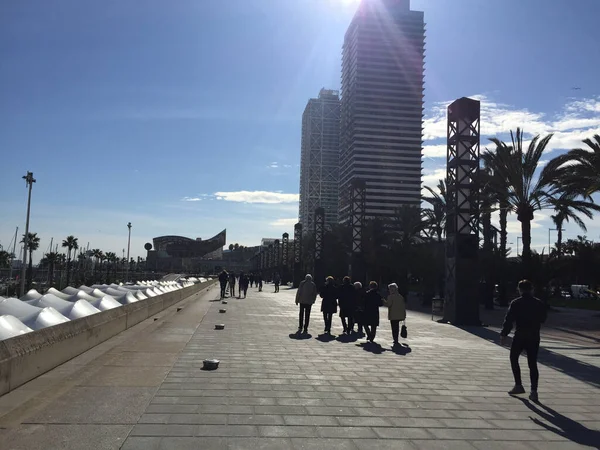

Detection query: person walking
xmin=295 ymin=274 xmax=318 ymax=334
xmin=319 ymin=276 xmax=338 ymax=334
xmin=354 ymin=282 xmax=365 ymax=336
xmin=274 ymin=272 xmax=281 ymax=293
xmin=384 ymin=283 xmax=406 ymax=346
xmin=338 ymin=276 xmax=356 ymax=334
xmin=500 ymin=279 xmax=547 ymax=402
xmin=228 ymin=272 xmax=236 ymax=298
xmin=218 ymin=270 xmax=228 ymax=299
xmin=362 ymin=281 xmax=383 ymax=343
xmin=239 ymin=272 xmax=249 ymax=298
xmin=257 ymin=274 xmax=263 ymax=292
xmin=249 ymin=273 xmax=254 ymax=288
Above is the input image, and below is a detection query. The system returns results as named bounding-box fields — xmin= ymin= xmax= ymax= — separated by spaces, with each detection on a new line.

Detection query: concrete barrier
xmin=0 ymin=280 xmax=217 ymax=396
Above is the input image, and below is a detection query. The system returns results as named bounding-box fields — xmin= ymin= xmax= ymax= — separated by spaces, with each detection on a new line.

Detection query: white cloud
xmin=267 ymin=162 xmax=279 ymax=169
xmin=422 ymin=168 xmax=446 ymax=185
xmin=181 ymin=196 xmax=202 ymax=202
xmin=270 ymin=218 xmax=298 ymax=227
xmin=423 ymin=144 xmax=447 ymax=158
xmin=424 ymin=95 xmax=600 ymax=158
xmin=213 ymin=191 xmax=299 ymax=204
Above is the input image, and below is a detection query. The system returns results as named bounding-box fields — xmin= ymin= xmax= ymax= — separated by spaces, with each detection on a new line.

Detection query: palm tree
xmin=422 ymin=179 xmax=447 ymax=242
xmin=21 ymin=232 xmax=40 ymax=289
xmin=549 ymin=192 xmax=600 ymax=258
xmin=553 ymin=134 xmax=600 ymax=197
xmin=0 ymin=250 xmax=15 ymax=268
xmin=62 ymin=235 xmax=79 ymax=286
xmin=234 ymin=243 xmax=239 ymax=251
xmin=45 ymin=252 xmax=60 ymax=287
xmin=105 ymin=252 xmax=117 ymax=282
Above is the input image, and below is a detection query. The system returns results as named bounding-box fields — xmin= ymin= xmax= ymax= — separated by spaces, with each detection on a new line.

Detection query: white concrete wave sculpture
xmin=0 ymin=296 xmax=70 ymax=330
xmin=63 ymin=289 xmax=101 ymax=303
xmin=89 ymin=296 xmax=122 ymax=311
xmin=46 ymin=287 xmax=72 ymax=300
xmin=0 ymin=315 xmax=34 ymax=340
xmin=20 ymin=289 xmax=43 ymax=301
xmin=26 ymin=294 xmax=100 ymax=320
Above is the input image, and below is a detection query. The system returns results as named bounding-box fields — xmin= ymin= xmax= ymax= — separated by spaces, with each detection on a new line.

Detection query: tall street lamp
xmin=20 ymin=172 xmax=36 ymax=297
xmin=126 ymin=222 xmax=132 ymax=282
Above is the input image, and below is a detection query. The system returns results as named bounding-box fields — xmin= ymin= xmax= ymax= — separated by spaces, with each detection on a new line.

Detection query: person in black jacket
xmin=354 ymin=282 xmax=365 ymax=336
xmin=319 ymin=276 xmax=338 ymax=334
xmin=338 ymin=276 xmax=356 ymax=334
xmin=362 ymin=281 xmax=383 ymax=342
xmin=239 ymin=272 xmax=249 ymax=298
xmin=500 ymin=279 xmax=547 ymax=402
xmin=218 ymin=270 xmax=228 ymax=299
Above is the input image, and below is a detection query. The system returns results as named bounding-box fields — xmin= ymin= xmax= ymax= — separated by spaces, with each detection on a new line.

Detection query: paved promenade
xmin=1 ymin=284 xmax=599 ymax=449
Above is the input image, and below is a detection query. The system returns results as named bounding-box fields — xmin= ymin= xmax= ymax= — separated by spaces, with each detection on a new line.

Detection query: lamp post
xmin=126 ymin=222 xmax=132 ymax=282
xmin=20 ymin=172 xmax=36 ymax=297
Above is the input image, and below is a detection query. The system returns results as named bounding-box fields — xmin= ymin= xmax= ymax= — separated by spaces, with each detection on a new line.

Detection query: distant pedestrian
xmin=319 ymin=276 xmax=338 ymax=334
xmin=354 ymin=282 xmax=365 ymax=336
xmin=229 ymin=272 xmax=236 ymax=297
xmin=239 ymin=272 xmax=249 ymax=298
xmin=362 ymin=281 xmax=383 ymax=343
xmin=218 ymin=270 xmax=228 ymax=299
xmin=384 ymin=283 xmax=406 ymax=346
xmin=500 ymin=279 xmax=547 ymax=402
xmin=295 ymin=274 xmax=318 ymax=334
xmin=274 ymin=272 xmax=281 ymax=293
xmin=338 ymin=276 xmax=356 ymax=334
xmin=257 ymin=274 xmax=263 ymax=292
xmin=249 ymin=274 xmax=255 ymax=288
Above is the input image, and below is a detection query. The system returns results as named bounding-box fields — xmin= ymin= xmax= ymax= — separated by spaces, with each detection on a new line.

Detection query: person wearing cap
xmin=295 ymin=274 xmax=318 ymax=334
xmin=319 ymin=276 xmax=338 ymax=334
xmin=500 ymin=279 xmax=547 ymax=402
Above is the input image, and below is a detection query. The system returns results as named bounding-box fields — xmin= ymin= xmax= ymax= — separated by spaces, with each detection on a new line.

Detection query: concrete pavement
xmin=1 ymin=283 xmax=599 ymax=449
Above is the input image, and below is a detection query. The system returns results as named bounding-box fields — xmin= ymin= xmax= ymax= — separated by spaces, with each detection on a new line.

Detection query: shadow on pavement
xmin=357 ymin=342 xmax=384 ymax=354
xmin=288 ymin=332 xmax=312 ymax=340
xmin=553 ymin=327 xmax=600 ymax=343
xmin=316 ymin=333 xmax=336 ymax=342
xmin=518 ymin=398 xmax=600 ymax=449
xmin=390 ymin=343 xmax=412 ymax=355
xmin=336 ymin=333 xmax=359 ymax=343
xmin=462 ymin=326 xmax=600 ymax=389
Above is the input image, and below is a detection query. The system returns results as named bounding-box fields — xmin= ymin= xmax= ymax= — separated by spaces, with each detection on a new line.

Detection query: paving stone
xmin=130 ymin=424 xmax=197 ymax=437
xmin=283 ymin=415 xmax=339 ymax=426
xmin=373 ymin=427 xmax=433 ymax=439
xmin=411 ymin=440 xmax=478 ymax=450
xmin=290 ymin=437 xmax=358 ymax=450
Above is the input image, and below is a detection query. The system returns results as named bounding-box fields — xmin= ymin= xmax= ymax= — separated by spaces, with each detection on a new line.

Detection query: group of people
xmin=218 ymin=270 xmax=264 ymax=299
xmin=294 ymin=274 xmax=407 ymax=346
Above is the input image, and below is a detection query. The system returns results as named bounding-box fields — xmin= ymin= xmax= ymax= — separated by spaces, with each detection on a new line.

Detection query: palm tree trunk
xmin=497 ymin=203 xmax=509 ymax=306
xmin=521 ymin=219 xmax=532 ymax=278
xmin=557 ymin=221 xmax=564 ymax=259
xmin=27 ymin=250 xmax=34 ymax=291
xmin=66 ymin=249 xmax=72 ymax=287
xmin=482 ymin=212 xmax=494 ymax=310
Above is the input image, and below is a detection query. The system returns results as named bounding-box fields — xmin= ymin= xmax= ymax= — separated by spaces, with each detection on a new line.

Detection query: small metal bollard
xmin=177 ymin=307 xmax=183 ymax=312
xmin=153 ymin=317 xmax=159 ymax=321
xmin=222 ymin=300 xmax=228 ymax=304
xmin=219 ymin=309 xmax=226 ymax=313
xmin=215 ymin=324 xmax=225 ymax=330
xmin=203 ymin=359 xmax=220 ymax=370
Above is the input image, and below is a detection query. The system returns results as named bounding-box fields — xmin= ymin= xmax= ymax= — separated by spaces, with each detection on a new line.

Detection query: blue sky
xmin=1 ymin=0 xmax=599 ymax=262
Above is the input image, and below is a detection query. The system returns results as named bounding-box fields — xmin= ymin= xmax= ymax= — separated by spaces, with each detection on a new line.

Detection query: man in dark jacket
xmin=319 ymin=276 xmax=338 ymax=334
xmin=500 ymin=279 xmax=547 ymax=402
xmin=218 ymin=270 xmax=228 ymax=299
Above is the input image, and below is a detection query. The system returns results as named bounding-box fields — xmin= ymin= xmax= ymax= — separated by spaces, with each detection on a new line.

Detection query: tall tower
xmin=339 ymin=0 xmax=425 ymax=223
xmin=299 ymin=88 xmax=341 ymax=231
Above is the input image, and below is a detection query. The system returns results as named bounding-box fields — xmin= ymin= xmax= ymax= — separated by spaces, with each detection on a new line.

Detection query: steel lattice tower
xmin=443 ymin=97 xmax=481 ymax=326
xmin=293 ymin=223 xmax=303 ymax=288
xmin=350 ymin=178 xmax=366 ymax=284
xmin=313 ymin=207 xmax=325 ymax=286
xmin=281 ymin=233 xmax=289 ymax=283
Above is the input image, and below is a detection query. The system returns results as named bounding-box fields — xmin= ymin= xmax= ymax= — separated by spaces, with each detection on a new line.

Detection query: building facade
xmin=299 ymin=89 xmax=341 ymax=232
xmin=339 ymin=0 xmax=424 ymax=223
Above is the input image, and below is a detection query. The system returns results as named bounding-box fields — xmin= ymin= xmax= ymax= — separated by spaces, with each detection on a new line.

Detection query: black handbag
xmin=400 ymin=322 xmax=408 ymax=339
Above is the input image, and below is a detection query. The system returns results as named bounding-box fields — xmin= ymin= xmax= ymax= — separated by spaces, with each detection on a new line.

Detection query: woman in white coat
xmin=384 ymin=283 xmax=406 ymax=346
